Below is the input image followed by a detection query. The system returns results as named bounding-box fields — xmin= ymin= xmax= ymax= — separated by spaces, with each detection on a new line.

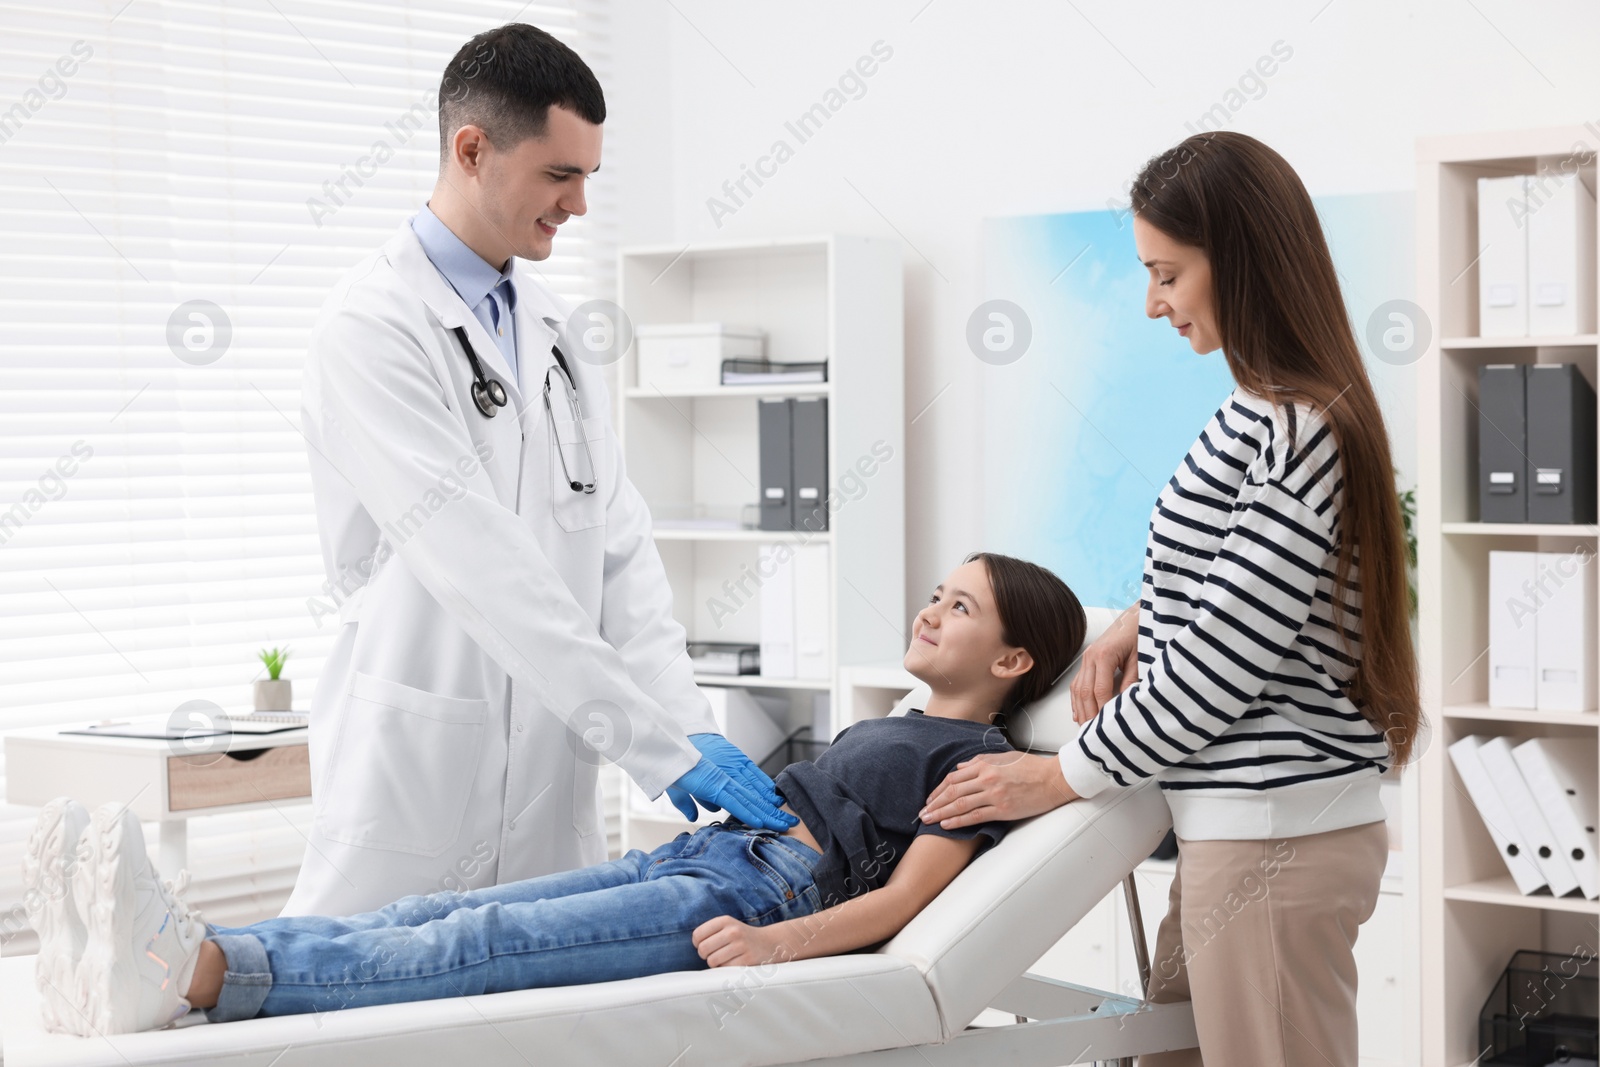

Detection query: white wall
xmin=607 ymin=0 xmax=1600 ymax=623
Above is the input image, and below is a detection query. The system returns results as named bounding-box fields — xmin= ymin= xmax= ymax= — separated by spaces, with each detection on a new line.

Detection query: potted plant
xmin=1396 ymin=470 xmax=1419 ymax=653
xmin=1395 ymin=483 xmax=1420 ymax=617
xmin=255 ymin=646 xmax=292 ymax=712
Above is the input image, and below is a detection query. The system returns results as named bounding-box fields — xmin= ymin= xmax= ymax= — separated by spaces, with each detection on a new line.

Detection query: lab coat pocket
xmin=316 ymin=672 xmax=490 ymax=857
xmin=549 ymin=414 xmax=607 ymax=532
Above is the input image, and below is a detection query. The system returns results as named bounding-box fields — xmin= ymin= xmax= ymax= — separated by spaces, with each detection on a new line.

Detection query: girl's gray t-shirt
xmin=768 ymin=709 xmax=1016 ymax=910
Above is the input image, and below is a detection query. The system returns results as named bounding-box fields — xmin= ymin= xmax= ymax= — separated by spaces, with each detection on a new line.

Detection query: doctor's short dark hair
xmin=437 ymin=23 xmax=606 ymax=167
xmin=964 ymin=552 xmax=1087 ymax=747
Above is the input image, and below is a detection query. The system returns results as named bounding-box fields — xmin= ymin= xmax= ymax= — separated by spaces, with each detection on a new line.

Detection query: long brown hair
xmin=966 ymin=551 xmax=1087 ymax=749
xmin=1130 ymin=131 xmax=1422 ymax=769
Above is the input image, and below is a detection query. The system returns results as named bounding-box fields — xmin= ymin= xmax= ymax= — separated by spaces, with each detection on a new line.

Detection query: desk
xmin=3 ymin=723 xmax=311 ymax=874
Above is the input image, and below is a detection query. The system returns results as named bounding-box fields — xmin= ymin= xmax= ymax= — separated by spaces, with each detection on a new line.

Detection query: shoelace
xmin=156 ymin=870 xmax=204 ymax=939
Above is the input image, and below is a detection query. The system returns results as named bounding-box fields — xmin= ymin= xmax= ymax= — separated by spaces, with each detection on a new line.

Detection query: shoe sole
xmin=22 ymin=798 xmax=88 ymax=1036
xmin=74 ymin=805 xmax=141 ymax=1036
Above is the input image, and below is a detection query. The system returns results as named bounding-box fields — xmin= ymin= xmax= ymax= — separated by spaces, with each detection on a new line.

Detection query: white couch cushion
xmin=0 ymin=951 xmax=939 ymax=1067
xmin=880 ymin=778 xmax=1170 ymax=1038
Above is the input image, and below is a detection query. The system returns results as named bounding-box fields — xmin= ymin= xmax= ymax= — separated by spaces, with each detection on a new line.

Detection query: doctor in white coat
xmin=284 ymin=23 xmax=794 ymax=917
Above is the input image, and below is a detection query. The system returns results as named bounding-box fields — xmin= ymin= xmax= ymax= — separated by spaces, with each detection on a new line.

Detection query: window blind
xmin=0 ymin=0 xmax=622 ymax=955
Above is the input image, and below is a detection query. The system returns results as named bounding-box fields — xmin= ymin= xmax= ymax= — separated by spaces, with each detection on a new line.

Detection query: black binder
xmin=1526 ymin=364 xmax=1597 ymax=524
xmin=791 ymin=397 xmax=829 ymax=532
xmin=1479 ymin=364 xmax=1528 ymax=523
xmin=758 ymin=398 xmax=793 ymax=531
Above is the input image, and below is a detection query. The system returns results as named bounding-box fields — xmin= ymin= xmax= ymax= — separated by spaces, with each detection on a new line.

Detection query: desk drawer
xmin=167 ymin=745 xmax=311 ymax=812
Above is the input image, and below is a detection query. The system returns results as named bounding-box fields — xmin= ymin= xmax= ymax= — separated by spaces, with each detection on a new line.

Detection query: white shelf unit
xmin=1417 ymin=125 xmax=1600 ymax=1066
xmin=612 ymin=235 xmax=905 ymax=855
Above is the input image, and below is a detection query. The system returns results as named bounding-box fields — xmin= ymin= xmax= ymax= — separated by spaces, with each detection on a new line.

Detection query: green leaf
xmin=257 ymin=645 xmax=290 ymax=681
xmin=1395 ymin=470 xmax=1418 ymax=621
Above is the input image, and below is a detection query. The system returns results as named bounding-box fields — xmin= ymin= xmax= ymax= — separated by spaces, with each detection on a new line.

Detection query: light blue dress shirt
xmin=410 ymin=204 xmax=519 ymax=387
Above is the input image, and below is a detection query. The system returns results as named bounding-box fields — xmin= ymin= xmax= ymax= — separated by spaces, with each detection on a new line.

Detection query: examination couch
xmin=1 ymin=605 xmax=1198 ymax=1066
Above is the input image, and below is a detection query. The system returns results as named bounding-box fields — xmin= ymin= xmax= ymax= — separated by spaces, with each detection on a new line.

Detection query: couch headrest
xmin=879 ymin=777 xmax=1170 ymax=1037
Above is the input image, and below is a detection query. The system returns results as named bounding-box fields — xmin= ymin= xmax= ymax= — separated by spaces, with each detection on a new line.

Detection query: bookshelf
xmin=608 ymin=235 xmax=905 ymax=854
xmin=1417 ymin=125 xmax=1600 ymax=1065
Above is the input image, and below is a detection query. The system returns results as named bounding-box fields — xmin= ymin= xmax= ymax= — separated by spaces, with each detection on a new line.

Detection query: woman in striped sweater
xmin=917 ymin=131 xmax=1422 ymax=1066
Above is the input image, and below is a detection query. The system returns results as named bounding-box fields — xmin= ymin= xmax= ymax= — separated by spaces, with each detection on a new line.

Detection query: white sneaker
xmin=22 ymin=798 xmax=91 ymax=1035
xmin=72 ymin=803 xmax=206 ymax=1035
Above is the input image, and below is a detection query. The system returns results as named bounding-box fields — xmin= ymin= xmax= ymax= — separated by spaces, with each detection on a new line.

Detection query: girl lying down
xmin=25 ymin=551 xmax=1086 ymax=1035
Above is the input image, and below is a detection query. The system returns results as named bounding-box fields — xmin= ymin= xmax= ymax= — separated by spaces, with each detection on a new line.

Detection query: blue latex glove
xmin=665 ymin=758 xmax=796 ymax=831
xmin=659 ymin=735 xmax=790 ymax=831
xmin=687 ymin=733 xmax=789 ymax=815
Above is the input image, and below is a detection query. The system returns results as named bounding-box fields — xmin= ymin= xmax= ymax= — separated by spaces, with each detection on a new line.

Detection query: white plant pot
xmin=255 ymin=678 xmax=292 ymax=712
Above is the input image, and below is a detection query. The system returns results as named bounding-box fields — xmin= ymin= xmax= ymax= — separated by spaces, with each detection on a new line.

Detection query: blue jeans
xmin=203 ymin=820 xmax=825 ymax=1021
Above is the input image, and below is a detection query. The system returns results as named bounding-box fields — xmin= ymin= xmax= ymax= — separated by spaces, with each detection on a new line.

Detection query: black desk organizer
xmin=1478 ymin=949 xmax=1598 ymax=1065
xmin=758 ymin=725 xmax=831 ymax=778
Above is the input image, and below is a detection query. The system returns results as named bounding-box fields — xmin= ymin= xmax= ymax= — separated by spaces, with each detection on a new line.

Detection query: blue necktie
xmin=486 ymin=278 xmax=517 ymax=386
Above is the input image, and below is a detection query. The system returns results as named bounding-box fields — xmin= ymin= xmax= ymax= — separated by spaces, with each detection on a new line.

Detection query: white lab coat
xmin=281 ymin=221 xmax=717 ymax=917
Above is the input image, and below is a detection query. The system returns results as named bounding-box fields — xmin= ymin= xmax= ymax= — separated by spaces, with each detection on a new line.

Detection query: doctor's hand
xmin=918 ymin=752 xmax=1080 ymax=830
xmin=686 ymin=732 xmax=788 ymax=816
xmin=1069 ymin=602 xmax=1140 ymax=724
xmin=666 ymin=755 xmax=797 ymax=832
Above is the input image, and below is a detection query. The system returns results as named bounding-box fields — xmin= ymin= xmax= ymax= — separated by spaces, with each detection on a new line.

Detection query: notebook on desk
xmin=60 ymin=721 xmax=228 ymax=741
xmin=220 ymin=711 xmax=308 ymax=732
xmin=60 ymin=711 xmax=307 ymax=740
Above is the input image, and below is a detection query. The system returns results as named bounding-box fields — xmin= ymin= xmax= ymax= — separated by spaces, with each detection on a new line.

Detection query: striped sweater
xmin=1059 ymin=386 xmax=1392 ymax=840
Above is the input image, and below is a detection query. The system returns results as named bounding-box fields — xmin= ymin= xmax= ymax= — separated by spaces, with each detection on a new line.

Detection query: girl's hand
xmin=692 ymin=915 xmax=799 ymax=968
xmin=1069 ymin=603 xmax=1140 ymax=724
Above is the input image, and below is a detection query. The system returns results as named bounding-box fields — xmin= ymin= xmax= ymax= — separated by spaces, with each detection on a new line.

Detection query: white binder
xmin=1527 ymin=173 xmax=1598 ymax=336
xmin=1489 ymin=551 xmax=1538 ymax=708
xmin=1478 ymin=175 xmax=1530 ymax=337
xmin=1448 ymin=735 xmax=1547 ymax=895
xmin=1535 ymin=549 xmax=1598 ymax=712
xmin=1512 ymin=736 xmax=1599 ymax=899
xmin=1478 ymin=735 xmax=1580 ymax=896
xmin=758 ymin=543 xmax=796 ymax=678
xmin=793 ymin=543 xmax=832 ymax=679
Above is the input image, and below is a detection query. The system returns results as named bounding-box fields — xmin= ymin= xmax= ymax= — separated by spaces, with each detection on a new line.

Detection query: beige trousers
xmin=1138 ymin=818 xmax=1389 ymax=1067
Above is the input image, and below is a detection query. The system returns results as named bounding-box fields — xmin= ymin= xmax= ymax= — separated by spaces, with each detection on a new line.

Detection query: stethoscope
xmin=450 ymin=325 xmax=596 ymax=494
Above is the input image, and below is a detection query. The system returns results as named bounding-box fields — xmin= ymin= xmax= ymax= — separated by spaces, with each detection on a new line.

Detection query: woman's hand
xmin=918 ymin=751 xmax=1080 ymax=830
xmin=692 ymin=915 xmax=800 ymax=968
xmin=1069 ymin=602 xmax=1140 ymax=724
